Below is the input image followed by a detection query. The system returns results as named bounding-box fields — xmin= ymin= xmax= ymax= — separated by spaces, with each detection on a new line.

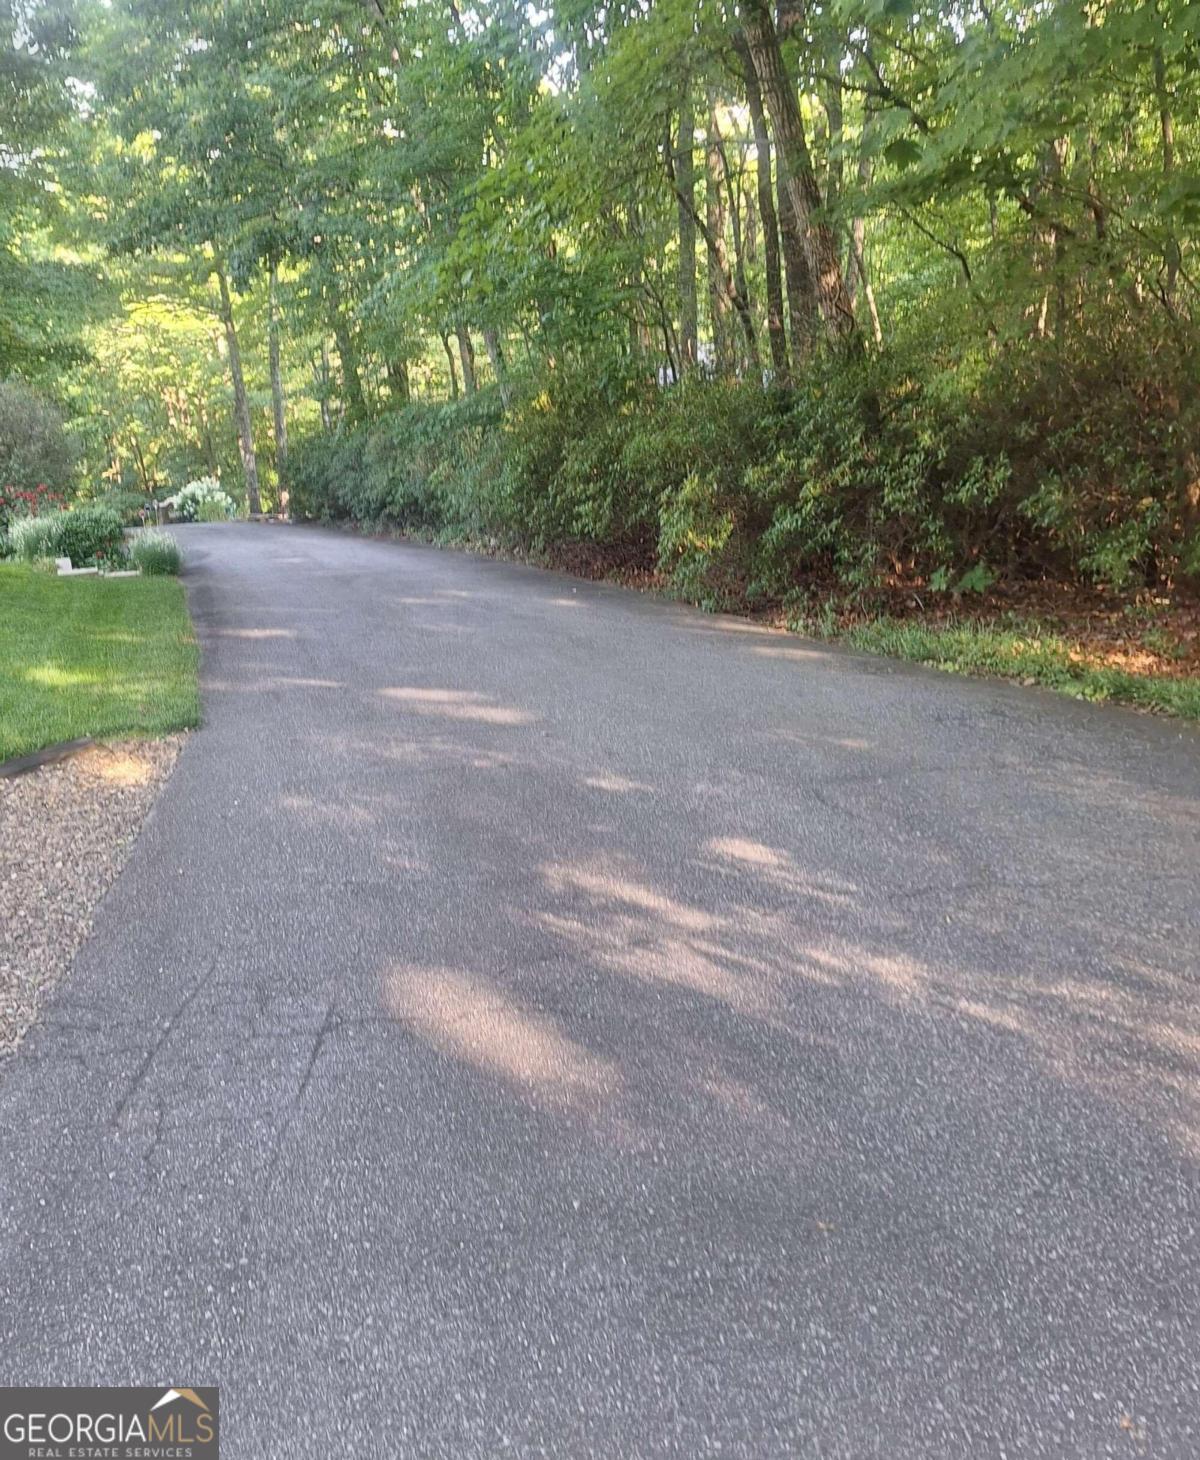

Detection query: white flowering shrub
xmin=167 ymin=477 xmax=236 ymax=522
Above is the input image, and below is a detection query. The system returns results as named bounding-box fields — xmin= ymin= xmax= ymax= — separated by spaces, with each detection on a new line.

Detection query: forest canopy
xmin=2 ymin=0 xmax=1198 ymax=599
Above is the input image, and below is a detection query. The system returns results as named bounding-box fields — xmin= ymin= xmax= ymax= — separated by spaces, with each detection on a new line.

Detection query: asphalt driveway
xmin=2 ymin=522 xmax=1198 ymax=1456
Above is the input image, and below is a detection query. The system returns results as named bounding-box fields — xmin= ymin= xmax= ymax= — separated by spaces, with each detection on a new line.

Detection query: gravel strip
xmin=0 ymin=736 xmax=183 ymax=1055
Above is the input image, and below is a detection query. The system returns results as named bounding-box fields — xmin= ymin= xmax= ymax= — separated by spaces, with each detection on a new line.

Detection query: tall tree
xmin=268 ymin=263 xmax=288 ymax=508
xmin=675 ymin=95 xmax=699 ymax=373
xmin=740 ymin=0 xmax=857 ymax=343
xmin=216 ymin=266 xmax=261 ymax=514
xmin=737 ymin=35 xmax=789 ymax=381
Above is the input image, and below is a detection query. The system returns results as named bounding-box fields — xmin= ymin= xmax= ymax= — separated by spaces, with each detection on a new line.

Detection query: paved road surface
xmin=2 ymin=523 xmax=1199 ymax=1457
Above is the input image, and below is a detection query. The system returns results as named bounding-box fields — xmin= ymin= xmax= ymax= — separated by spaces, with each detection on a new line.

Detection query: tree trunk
xmin=665 ymin=109 xmax=759 ymax=376
xmin=483 ymin=327 xmax=511 ymax=408
xmin=318 ymin=342 xmax=333 ymax=431
xmin=705 ymin=102 xmax=734 ymax=374
xmin=441 ymin=332 xmax=460 ymax=400
xmin=130 ymin=432 xmax=151 ymax=494
xmin=718 ymin=125 xmax=762 ymax=374
xmin=823 ymin=71 xmax=843 ymax=219
xmin=738 ymin=36 xmax=789 ymax=383
xmin=1031 ymin=137 xmax=1069 ymax=340
xmin=629 ymin=244 xmax=644 ymax=358
xmin=216 ymin=266 xmax=261 ymax=515
xmin=849 ymin=231 xmax=883 ymax=347
xmin=675 ymin=95 xmax=698 ymax=373
xmin=1153 ymin=46 xmax=1180 ymax=302
xmin=846 ymin=130 xmax=883 ymax=346
xmin=334 ymin=318 xmax=367 ymax=421
xmin=268 ymin=263 xmax=288 ymax=512
xmin=456 ymin=326 xmax=477 ymax=395
xmin=387 ymin=358 xmax=410 ymax=404
xmin=741 ymin=0 xmax=856 ymax=344
xmin=778 ymin=166 xmax=820 ymax=363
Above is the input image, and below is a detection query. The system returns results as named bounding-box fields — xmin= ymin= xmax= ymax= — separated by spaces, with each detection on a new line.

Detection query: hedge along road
xmin=1 ymin=521 xmax=1198 ymax=1458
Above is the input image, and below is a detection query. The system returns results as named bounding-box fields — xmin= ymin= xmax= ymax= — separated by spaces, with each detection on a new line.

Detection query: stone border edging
xmin=0 ymin=737 xmax=95 ymax=780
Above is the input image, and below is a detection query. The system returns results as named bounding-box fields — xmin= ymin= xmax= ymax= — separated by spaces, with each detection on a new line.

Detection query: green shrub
xmin=130 ymin=528 xmax=182 ymax=575
xmin=376 ymin=395 xmax=504 ymax=536
xmin=287 ymin=431 xmax=368 ymax=523
xmin=56 ymin=505 xmax=126 ymax=566
xmin=657 ymin=470 xmax=737 ymax=606
xmin=90 ymin=488 xmax=155 ymax=525
xmin=9 ymin=504 xmax=125 ymax=566
xmin=285 ymin=322 xmax=1200 ymax=601
xmin=289 ymin=396 xmax=506 ymax=541
xmin=0 ymin=380 xmax=78 ymax=496
xmin=486 ymin=362 xmax=645 ymax=548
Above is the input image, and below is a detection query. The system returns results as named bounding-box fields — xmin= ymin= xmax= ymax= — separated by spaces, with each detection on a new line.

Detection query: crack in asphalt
xmin=109 ymin=950 xmax=219 ymax=1130
xmin=262 ymin=999 xmax=344 ymax=1192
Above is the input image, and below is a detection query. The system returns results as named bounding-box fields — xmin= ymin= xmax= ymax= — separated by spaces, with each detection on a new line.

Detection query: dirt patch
xmin=0 ymin=736 xmax=184 ymax=1055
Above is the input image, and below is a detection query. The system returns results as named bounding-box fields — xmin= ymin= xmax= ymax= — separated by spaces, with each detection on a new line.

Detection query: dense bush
xmin=8 ymin=504 xmax=126 ymax=567
xmin=58 ymin=505 xmax=126 ymax=567
xmin=288 ymin=326 xmax=1200 ymax=605
xmin=0 ymin=381 xmax=78 ymax=498
xmin=288 ymin=395 xmax=505 ymax=539
xmin=130 ymin=528 xmax=182 ymax=575
xmin=286 ymin=430 xmax=365 ymax=523
xmin=90 ymin=488 xmax=156 ymax=525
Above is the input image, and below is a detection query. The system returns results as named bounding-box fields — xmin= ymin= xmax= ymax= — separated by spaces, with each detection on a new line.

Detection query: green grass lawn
xmin=0 ymin=563 xmax=200 ymax=762
xmin=834 ymin=617 xmax=1200 ymax=719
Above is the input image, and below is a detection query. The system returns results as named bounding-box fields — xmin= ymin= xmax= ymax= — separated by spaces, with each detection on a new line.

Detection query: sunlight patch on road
xmin=279 ymin=792 xmax=375 ymax=827
xmin=379 ymin=688 xmax=535 ymax=726
xmin=202 ymin=675 xmax=344 ymax=692
xmin=706 ymin=836 xmax=788 ymax=868
xmin=390 ymin=591 xmax=473 ymax=606
xmin=533 ymin=858 xmax=782 ymax=1015
xmin=803 ymin=944 xmax=929 ymax=998
xmin=385 ymin=966 xmax=619 ymax=1109
xmin=582 ymin=774 xmax=654 ymax=794
xmin=209 ymin=627 xmax=298 ymax=639
xmin=702 ymin=839 xmax=858 ymax=908
xmin=537 ymin=912 xmax=763 ymax=1012
xmin=749 ymin=644 xmax=832 ymax=663
xmin=540 ymin=862 xmax=720 ymax=932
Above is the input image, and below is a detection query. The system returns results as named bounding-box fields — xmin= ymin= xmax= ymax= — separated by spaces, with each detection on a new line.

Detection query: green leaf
xmin=884 ymin=138 xmax=923 ymax=171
